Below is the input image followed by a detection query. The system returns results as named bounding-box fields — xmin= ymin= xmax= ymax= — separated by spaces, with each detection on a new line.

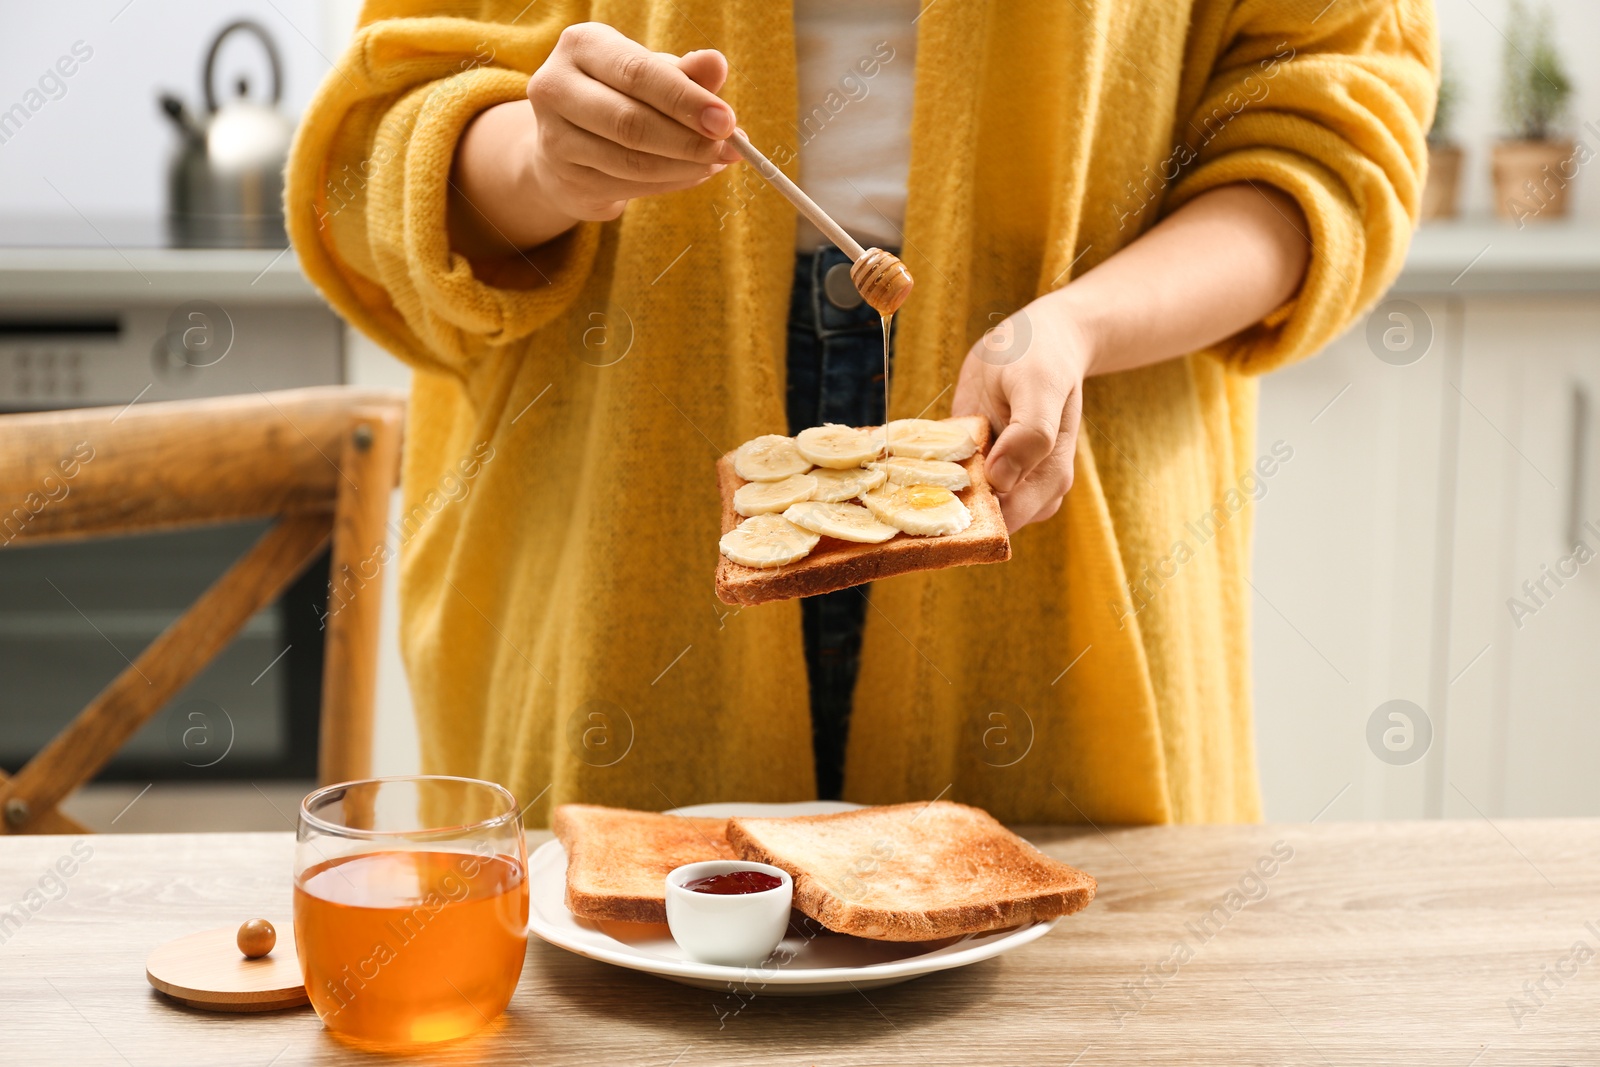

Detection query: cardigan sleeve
xmin=1164 ymin=0 xmax=1438 ymax=376
xmin=284 ymin=2 xmax=600 ymax=380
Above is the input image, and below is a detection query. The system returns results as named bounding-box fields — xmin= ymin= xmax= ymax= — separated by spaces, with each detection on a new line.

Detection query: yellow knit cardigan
xmin=287 ymin=0 xmax=1436 ymax=825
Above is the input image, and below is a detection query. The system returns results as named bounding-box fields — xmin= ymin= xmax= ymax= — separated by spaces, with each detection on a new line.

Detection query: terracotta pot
xmin=1491 ymin=139 xmax=1578 ymax=224
xmin=1421 ymin=142 xmax=1463 ymax=221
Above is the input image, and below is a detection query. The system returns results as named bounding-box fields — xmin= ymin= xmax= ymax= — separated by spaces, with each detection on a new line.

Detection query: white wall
xmin=7 ymin=1 xmax=1596 ymax=222
xmin=0 ymin=1 xmax=360 ymax=219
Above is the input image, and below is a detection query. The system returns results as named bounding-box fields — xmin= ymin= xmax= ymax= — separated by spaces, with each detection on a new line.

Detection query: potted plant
xmin=1421 ymin=46 xmax=1464 ymax=221
xmin=1492 ymin=0 xmax=1576 ymax=223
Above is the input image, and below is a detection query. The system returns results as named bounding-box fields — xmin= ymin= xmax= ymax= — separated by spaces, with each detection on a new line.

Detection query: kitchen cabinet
xmin=1251 ymin=296 xmax=1458 ymax=821
xmin=1251 ymin=221 xmax=1600 ymax=821
xmin=1446 ymin=296 xmax=1600 ymax=817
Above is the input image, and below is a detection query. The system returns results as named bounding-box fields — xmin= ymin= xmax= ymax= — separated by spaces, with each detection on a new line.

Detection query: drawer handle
xmin=1568 ymin=381 xmax=1590 ymax=549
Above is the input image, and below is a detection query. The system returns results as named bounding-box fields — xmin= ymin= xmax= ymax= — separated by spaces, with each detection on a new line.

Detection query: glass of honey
xmin=294 ymin=775 xmax=528 ymax=1045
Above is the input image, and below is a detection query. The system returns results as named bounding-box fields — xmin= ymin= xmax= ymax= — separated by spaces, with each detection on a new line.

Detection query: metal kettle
xmin=159 ymin=20 xmax=293 ymax=248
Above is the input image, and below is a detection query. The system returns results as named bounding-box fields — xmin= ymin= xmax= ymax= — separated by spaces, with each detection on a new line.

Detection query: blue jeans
xmin=786 ymin=246 xmax=897 ymax=801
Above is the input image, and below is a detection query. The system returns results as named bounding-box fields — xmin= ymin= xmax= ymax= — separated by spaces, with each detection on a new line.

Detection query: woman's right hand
xmin=525 ymin=23 xmax=739 ymax=222
xmin=451 ymin=24 xmax=738 ymax=255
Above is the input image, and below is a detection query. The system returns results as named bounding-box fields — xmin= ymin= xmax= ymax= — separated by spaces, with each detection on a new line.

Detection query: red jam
xmin=682 ymin=870 xmax=783 ymax=895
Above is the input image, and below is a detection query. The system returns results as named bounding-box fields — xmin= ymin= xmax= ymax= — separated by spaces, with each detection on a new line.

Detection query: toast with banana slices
xmin=714 ymin=415 xmax=1010 ymax=605
xmin=725 ymin=801 xmax=1096 ymax=941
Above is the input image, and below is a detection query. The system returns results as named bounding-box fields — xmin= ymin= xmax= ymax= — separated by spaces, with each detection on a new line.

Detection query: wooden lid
xmin=146 ymin=923 xmax=308 ymax=1012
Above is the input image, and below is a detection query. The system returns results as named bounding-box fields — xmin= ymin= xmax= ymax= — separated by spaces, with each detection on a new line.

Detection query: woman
xmin=287 ymin=0 xmax=1436 ymax=824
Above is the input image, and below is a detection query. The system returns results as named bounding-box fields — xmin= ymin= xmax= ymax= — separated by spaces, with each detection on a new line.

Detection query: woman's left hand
xmin=951 ymin=184 xmax=1312 ymax=533
xmin=951 ymin=296 xmax=1095 ymax=532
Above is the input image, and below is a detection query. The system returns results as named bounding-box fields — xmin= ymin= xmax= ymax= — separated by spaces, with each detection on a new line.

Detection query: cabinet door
xmin=1447 ymin=296 xmax=1600 ymax=817
xmin=1252 ymin=296 xmax=1458 ymax=821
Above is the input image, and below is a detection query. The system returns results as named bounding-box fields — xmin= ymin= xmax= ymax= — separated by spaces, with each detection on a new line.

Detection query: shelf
xmin=1394 ymin=219 xmax=1600 ymax=295
xmin=0 ymin=246 xmax=320 ymax=305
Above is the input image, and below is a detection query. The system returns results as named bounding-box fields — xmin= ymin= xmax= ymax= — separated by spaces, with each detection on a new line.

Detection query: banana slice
xmin=795 ymin=423 xmax=882 ymax=469
xmin=862 ymin=484 xmax=973 ymax=537
xmin=734 ymin=435 xmax=811 ymax=481
xmin=868 ymin=457 xmax=970 ymax=492
xmin=808 ymin=466 xmax=888 ymax=502
xmin=719 ymin=514 xmax=821 ymax=568
xmin=783 ymin=501 xmax=900 ymax=544
xmin=882 ymin=419 xmax=977 ymax=462
xmin=733 ymin=473 xmax=818 ymax=517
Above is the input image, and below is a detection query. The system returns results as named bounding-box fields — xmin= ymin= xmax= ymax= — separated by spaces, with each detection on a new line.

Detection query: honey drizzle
xmin=881 ymin=313 xmax=892 ymax=457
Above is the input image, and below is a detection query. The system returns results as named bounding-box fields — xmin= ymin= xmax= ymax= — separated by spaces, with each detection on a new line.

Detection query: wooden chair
xmin=0 ymin=387 xmax=404 ymax=835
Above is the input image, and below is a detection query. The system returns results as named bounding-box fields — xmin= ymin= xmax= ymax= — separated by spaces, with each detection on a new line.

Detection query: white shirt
xmin=791 ymin=0 xmax=918 ymax=251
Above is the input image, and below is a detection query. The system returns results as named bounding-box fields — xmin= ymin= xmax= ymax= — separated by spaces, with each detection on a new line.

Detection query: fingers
xmin=998 ymin=390 xmax=1080 ymax=531
xmin=956 ymin=302 xmax=1089 ymax=531
xmin=563 ymin=23 xmax=735 ymax=138
xmin=953 ymin=331 xmax=1076 ymax=529
xmin=533 ymin=71 xmax=734 ymax=165
xmin=986 ymin=377 xmax=1067 ymax=494
xmin=998 ymin=447 xmax=1073 ymax=530
xmin=527 ymin=25 xmax=740 ymax=222
xmin=675 ymin=49 xmax=729 ymax=95
xmin=539 ymin=159 xmax=717 ymax=220
xmin=545 ymin=114 xmax=726 ymax=183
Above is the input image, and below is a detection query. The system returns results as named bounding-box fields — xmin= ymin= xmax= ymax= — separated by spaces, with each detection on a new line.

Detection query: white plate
xmin=527 ymin=800 xmax=1059 ymax=995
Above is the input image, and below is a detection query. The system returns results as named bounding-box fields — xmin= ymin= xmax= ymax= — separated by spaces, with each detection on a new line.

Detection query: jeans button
xmin=823 ymin=262 xmax=864 ymax=310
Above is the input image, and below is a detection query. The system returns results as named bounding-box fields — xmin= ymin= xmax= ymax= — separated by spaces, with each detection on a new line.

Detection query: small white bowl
xmin=665 ymin=860 xmax=794 ymax=966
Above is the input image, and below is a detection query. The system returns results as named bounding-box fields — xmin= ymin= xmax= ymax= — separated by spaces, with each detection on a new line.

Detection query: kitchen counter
xmin=1 ymin=820 xmax=1595 ymax=1065
xmin=0 ymin=245 xmax=316 ymax=305
xmin=2 ymin=218 xmax=1598 ymax=308
xmin=1395 ymin=219 xmax=1600 ymax=294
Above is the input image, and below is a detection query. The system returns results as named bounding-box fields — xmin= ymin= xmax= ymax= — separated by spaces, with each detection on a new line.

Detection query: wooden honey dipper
xmin=727 ymin=130 xmax=914 ymax=315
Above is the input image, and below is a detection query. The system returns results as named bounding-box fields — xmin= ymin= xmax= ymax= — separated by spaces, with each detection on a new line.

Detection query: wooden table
xmin=2 ymin=822 xmax=1595 ymax=1065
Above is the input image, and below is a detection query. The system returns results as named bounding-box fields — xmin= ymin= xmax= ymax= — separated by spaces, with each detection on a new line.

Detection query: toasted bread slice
xmin=725 ymin=801 xmax=1096 ymax=941
xmin=552 ymin=804 xmax=735 ymax=924
xmin=714 ymin=415 xmax=1010 ymax=606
